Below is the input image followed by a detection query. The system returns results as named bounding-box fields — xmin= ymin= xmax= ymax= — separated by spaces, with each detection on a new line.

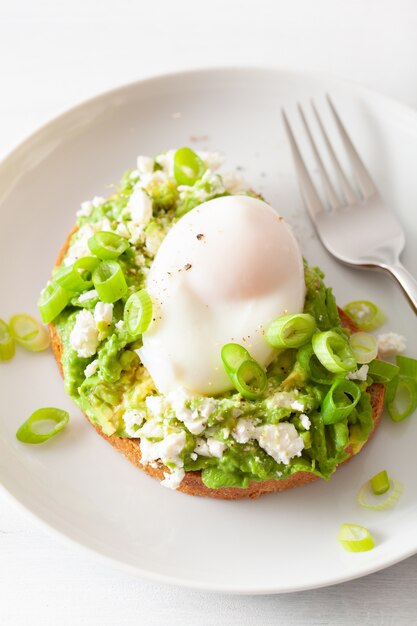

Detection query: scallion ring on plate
xmin=320 ymin=378 xmax=361 ymax=424
xmin=0 ymin=319 xmax=15 ymax=361
xmin=370 ymin=469 xmax=390 ymax=495
xmin=16 ymin=407 xmax=69 ymax=444
xmin=8 ymin=314 xmax=50 ymax=352
xmin=266 ymin=313 xmax=316 ymax=349
xmin=337 ymin=523 xmax=375 ymax=552
xmin=173 ymin=147 xmax=206 ymax=186
xmin=343 ymin=300 xmax=386 ymax=331
xmin=357 ymin=474 xmax=403 ymax=511
xmin=312 ymin=330 xmax=357 ymax=374
xmin=349 ymin=332 xmax=378 ymax=364
xmin=386 ymin=375 xmax=417 ymax=422
xmin=92 ymin=261 xmax=127 ymax=303
xmin=38 ymin=282 xmax=69 ymax=324
xmin=124 ymin=289 xmax=153 ymax=337
xmin=88 ymin=231 xmax=130 ymax=260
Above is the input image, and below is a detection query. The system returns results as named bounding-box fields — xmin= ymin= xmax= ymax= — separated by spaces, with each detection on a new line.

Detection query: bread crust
xmin=49 ymin=229 xmax=385 ymax=499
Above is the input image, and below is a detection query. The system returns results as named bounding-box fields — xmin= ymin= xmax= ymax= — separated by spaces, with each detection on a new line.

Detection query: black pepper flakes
xmin=196 ymin=233 xmax=205 ymax=240
xmin=184 ymin=263 xmax=192 ymax=271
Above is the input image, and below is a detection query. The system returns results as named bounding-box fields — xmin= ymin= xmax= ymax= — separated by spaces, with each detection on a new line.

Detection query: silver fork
xmin=282 ymin=96 xmax=417 ymax=315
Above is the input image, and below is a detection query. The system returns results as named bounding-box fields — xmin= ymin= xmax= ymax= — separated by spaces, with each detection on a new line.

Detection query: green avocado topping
xmin=46 ymin=149 xmax=375 ymax=490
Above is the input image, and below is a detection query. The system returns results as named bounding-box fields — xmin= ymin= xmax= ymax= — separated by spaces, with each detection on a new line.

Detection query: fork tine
xmin=326 ymin=95 xmax=377 ymax=199
xmin=297 ymin=103 xmax=341 ymax=210
xmin=310 ymin=100 xmax=358 ymax=205
xmin=282 ymin=109 xmax=325 ymax=221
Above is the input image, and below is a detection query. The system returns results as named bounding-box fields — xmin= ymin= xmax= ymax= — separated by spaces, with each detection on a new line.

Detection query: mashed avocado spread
xmin=50 ymin=149 xmax=374 ymax=490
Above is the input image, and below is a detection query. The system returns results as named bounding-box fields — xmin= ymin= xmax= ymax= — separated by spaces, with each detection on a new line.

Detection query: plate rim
xmin=1 ymin=65 xmax=417 ymax=594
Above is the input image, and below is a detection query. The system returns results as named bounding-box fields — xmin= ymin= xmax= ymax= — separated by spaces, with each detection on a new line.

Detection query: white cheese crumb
xmin=123 ymin=409 xmax=146 ymax=437
xmin=256 ymin=423 xmax=304 ymax=466
xmin=69 ymin=310 xmax=99 ymax=358
xmin=190 ymin=452 xmax=197 ymax=461
xmin=84 ymin=359 xmax=99 ymax=378
xmin=346 ymin=364 xmax=369 ymax=381
xmin=76 ymin=196 xmax=105 ymax=218
xmin=127 ymin=188 xmax=153 ymax=226
xmin=145 ymin=395 xmax=164 ymax=419
xmin=377 ymin=332 xmax=407 ymax=357
xmin=115 ymin=320 xmax=125 ymax=331
xmin=207 ymin=438 xmax=226 ymax=458
xmin=155 ymin=150 xmax=175 ymax=177
xmin=291 ymin=400 xmax=305 ymax=412
xmin=299 ymin=413 xmax=311 ymax=430
xmin=94 ymin=302 xmax=113 ymax=326
xmin=194 ymin=437 xmax=211 ymax=457
xmin=137 ymin=155 xmax=155 ymax=174
xmin=166 ymin=387 xmax=210 ymax=435
xmin=78 ymin=289 xmax=98 ymax=303
xmin=222 ymin=171 xmax=250 ymax=193
xmin=139 ymin=430 xmax=186 ymax=471
xmin=232 ymin=418 xmax=257 ymax=444
xmin=116 ymin=222 xmax=131 ymax=239
xmin=197 ymin=151 xmax=225 ymax=172
xmin=161 ymin=467 xmax=185 ymax=490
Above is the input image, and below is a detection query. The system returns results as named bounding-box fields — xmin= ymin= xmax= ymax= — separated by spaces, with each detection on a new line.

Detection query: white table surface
xmin=1 ymin=1 xmax=416 ymax=624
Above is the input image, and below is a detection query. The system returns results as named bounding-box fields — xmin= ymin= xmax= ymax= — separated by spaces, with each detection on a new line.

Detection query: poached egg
xmin=138 ymin=195 xmax=305 ymax=395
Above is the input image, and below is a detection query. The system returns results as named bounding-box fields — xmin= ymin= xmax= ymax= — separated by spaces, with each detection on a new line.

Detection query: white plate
xmin=0 ymin=68 xmax=416 ymax=594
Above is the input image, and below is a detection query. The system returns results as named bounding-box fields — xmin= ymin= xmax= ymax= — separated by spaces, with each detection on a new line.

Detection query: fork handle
xmin=382 ymin=262 xmax=417 ymax=315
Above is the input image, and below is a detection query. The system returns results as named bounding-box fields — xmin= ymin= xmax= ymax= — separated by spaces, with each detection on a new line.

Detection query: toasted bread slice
xmin=50 ymin=229 xmax=385 ymax=500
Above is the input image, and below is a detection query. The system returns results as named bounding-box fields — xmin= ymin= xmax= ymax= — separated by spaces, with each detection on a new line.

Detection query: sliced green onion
xmin=357 ymin=477 xmax=403 ymax=511
xmin=343 ymin=300 xmax=386 ymax=331
xmin=54 ymin=257 xmax=99 ymax=293
xmin=349 ymin=332 xmax=378 ymax=364
xmin=396 ymin=355 xmax=417 ymax=379
xmin=221 ymin=343 xmax=267 ymax=400
xmin=173 ymin=147 xmax=206 ymax=186
xmin=92 ymin=261 xmax=127 ymax=303
xmin=321 ymin=379 xmax=361 ymax=424
xmin=16 ymin=407 xmax=69 ymax=444
xmin=124 ymin=290 xmax=153 ymax=337
xmin=337 ymin=523 xmax=375 ymax=552
xmin=312 ymin=330 xmax=356 ymax=373
xmin=297 ymin=344 xmax=335 ymax=385
xmin=367 ymin=359 xmax=399 ymax=383
xmin=0 ymin=319 xmax=15 ymax=361
xmin=370 ymin=469 xmax=390 ymax=495
xmin=266 ymin=313 xmax=316 ymax=349
xmin=38 ymin=282 xmax=69 ymax=324
xmin=386 ymin=376 xmax=417 ymax=422
xmin=8 ymin=314 xmax=50 ymax=352
xmin=88 ymin=231 xmax=129 ymax=260
xmin=74 ymin=256 xmax=100 ymax=281
xmin=232 ymin=359 xmax=267 ymax=400
xmin=221 ymin=343 xmax=249 ymax=373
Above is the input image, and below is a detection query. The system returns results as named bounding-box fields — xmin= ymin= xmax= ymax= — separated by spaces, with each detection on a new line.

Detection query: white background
xmin=1 ymin=1 xmax=417 ymax=624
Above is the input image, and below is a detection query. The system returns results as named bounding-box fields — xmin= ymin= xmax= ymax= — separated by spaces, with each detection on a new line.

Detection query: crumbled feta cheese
xmin=115 ymin=320 xmax=125 ymax=331
xmin=137 ymin=418 xmax=164 ymax=440
xmin=139 ymin=430 xmax=186 ymax=469
xmin=64 ymin=224 xmax=96 ymax=266
xmin=232 ymin=418 xmax=257 ymax=444
xmin=126 ymin=188 xmax=153 ymax=226
xmin=377 ymin=332 xmax=407 ymax=357
xmin=194 ymin=437 xmax=211 ymax=456
xmin=78 ymin=289 xmax=98 ymax=303
xmin=155 ymin=150 xmax=175 ymax=177
xmin=123 ymin=409 xmax=146 ymax=437
xmin=69 ymin=310 xmax=99 ymax=358
xmin=207 ymin=438 xmax=226 ymax=458
xmin=346 ymin=364 xmax=369 ymax=381
xmin=161 ymin=467 xmax=185 ymax=490
xmin=145 ymin=395 xmax=164 ymax=419
xmin=137 ymin=155 xmax=155 ymax=174
xmin=190 ymin=452 xmax=197 ymax=461
xmin=291 ymin=400 xmax=305 ymax=412
xmin=129 ymin=169 xmax=140 ymax=180
xmin=84 ymin=359 xmax=99 ymax=378
xmin=197 ymin=151 xmax=225 ymax=172
xmin=256 ymin=423 xmax=304 ymax=466
xmin=222 ymin=171 xmax=250 ymax=193
xmin=300 ymin=413 xmax=311 ymax=430
xmin=199 ymin=398 xmax=216 ymax=419
xmin=115 ymin=222 xmax=131 ymax=239
xmin=76 ymin=195 xmax=105 ymax=218
xmin=166 ymin=387 xmax=208 ymax=435
xmin=94 ymin=302 xmax=113 ymax=326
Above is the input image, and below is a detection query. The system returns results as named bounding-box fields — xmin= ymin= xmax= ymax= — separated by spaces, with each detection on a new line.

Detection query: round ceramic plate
xmin=0 ymin=68 xmax=416 ymax=594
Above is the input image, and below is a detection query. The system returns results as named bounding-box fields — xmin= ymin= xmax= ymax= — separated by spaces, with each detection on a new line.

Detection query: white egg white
xmin=138 ymin=195 xmax=305 ymax=395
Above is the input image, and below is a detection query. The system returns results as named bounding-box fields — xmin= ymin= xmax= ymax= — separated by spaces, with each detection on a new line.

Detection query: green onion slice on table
xmin=124 ymin=290 xmax=153 ymax=337
xmin=88 ymin=231 xmax=129 ymax=260
xmin=0 ymin=319 xmax=15 ymax=361
xmin=92 ymin=261 xmax=127 ymax=303
xmin=8 ymin=314 xmax=50 ymax=352
xmin=337 ymin=523 xmax=375 ymax=552
xmin=221 ymin=343 xmax=267 ymax=400
xmin=16 ymin=408 xmax=69 ymax=444
xmin=173 ymin=147 xmax=206 ymax=186
xmin=38 ymin=282 xmax=69 ymax=324
xmin=266 ymin=313 xmax=316 ymax=349
xmin=343 ymin=300 xmax=386 ymax=331
xmin=312 ymin=330 xmax=357 ymax=374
